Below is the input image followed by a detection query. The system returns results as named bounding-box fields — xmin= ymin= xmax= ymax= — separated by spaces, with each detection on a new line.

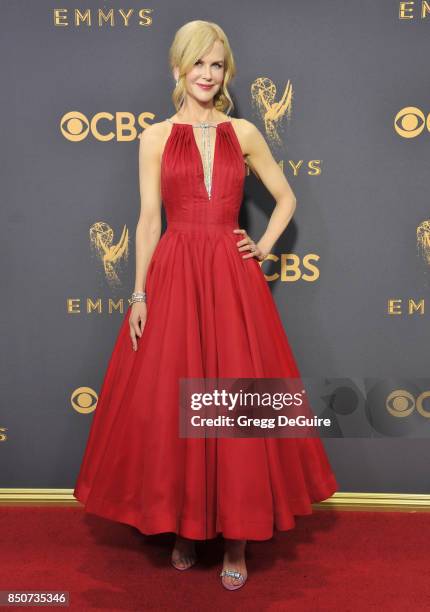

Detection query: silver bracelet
xmin=130 ymin=291 xmax=146 ymax=304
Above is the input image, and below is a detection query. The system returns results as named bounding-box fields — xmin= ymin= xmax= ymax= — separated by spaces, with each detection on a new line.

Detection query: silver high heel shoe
xmin=220 ymin=568 xmax=248 ymax=591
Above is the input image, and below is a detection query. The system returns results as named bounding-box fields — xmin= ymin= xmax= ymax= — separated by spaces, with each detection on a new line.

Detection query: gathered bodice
xmin=160 ymin=119 xmax=246 ymax=229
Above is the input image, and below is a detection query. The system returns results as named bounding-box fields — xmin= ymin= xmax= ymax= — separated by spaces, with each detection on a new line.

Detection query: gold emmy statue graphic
xmin=251 ymin=77 xmax=293 ymax=144
xmin=89 ymin=222 xmax=129 ymax=288
xmin=417 ymin=220 xmax=430 ymax=283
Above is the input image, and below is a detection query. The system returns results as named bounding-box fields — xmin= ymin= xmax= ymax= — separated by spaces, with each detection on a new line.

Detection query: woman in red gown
xmin=73 ymin=19 xmax=338 ymax=591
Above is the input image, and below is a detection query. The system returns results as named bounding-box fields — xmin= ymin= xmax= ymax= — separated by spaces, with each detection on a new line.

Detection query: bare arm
xmin=133 ymin=125 xmax=163 ymax=293
xmin=240 ymin=120 xmax=297 ymax=258
xmin=128 ymin=125 xmax=163 ymax=351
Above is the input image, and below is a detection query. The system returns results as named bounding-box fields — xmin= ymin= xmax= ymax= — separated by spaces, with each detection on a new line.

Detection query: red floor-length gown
xmin=73 ymin=116 xmax=338 ymax=540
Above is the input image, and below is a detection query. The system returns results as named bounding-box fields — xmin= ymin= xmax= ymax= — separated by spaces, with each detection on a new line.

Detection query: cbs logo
xmin=260 ymin=254 xmax=320 ymax=282
xmin=71 ymin=387 xmax=98 ymax=414
xmin=394 ymin=106 xmax=430 ymax=138
xmin=386 ymin=389 xmax=430 ymax=418
xmin=61 ymin=111 xmax=156 ymax=141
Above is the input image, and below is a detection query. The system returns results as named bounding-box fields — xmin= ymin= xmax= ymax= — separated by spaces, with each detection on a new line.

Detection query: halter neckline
xmin=166 ymin=117 xmax=232 ymax=127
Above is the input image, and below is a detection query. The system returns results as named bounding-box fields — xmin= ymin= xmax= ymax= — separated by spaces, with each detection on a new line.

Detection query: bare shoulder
xmin=232 ymin=117 xmax=258 ymax=134
xmin=138 ymin=120 xmax=171 ymax=159
xmin=234 ymin=118 xmax=262 ymax=138
xmin=231 ymin=118 xmax=265 ymax=157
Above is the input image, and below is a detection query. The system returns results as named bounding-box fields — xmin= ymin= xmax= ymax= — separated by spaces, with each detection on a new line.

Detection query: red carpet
xmin=0 ymin=506 xmax=429 ymax=610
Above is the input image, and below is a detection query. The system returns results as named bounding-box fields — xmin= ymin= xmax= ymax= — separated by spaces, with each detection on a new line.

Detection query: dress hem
xmin=73 ymin=473 xmax=338 ymax=542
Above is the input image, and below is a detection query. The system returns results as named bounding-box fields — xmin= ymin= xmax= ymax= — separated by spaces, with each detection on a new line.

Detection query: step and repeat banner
xmin=2 ymin=1 xmax=430 ymax=494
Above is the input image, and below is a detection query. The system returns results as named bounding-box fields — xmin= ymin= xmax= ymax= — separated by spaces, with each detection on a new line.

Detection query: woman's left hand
xmin=233 ymin=228 xmax=267 ymax=262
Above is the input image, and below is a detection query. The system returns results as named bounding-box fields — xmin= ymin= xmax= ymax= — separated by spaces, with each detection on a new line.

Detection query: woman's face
xmin=181 ymin=39 xmax=225 ymax=104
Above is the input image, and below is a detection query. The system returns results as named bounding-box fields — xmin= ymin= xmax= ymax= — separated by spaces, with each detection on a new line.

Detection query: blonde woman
xmin=74 ymin=20 xmax=338 ymax=591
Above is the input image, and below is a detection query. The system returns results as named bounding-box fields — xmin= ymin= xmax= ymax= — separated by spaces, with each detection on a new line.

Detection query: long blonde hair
xmin=168 ymin=20 xmax=236 ymax=114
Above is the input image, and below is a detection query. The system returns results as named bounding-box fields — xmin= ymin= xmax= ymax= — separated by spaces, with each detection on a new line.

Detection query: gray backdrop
xmin=2 ymin=0 xmax=430 ymax=493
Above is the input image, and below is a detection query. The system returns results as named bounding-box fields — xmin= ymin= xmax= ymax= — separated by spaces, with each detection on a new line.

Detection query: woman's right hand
xmin=129 ymin=301 xmax=147 ymax=351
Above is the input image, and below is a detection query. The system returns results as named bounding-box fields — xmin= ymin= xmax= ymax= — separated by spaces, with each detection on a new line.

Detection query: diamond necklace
xmin=166 ymin=117 xmax=223 ymax=200
xmin=195 ymin=122 xmax=216 ymax=199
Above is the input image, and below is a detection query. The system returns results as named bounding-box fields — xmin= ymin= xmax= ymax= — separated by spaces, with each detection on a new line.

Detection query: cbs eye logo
xmin=61 ymin=111 xmax=151 ymax=141
xmin=394 ymin=106 xmax=430 ymax=138
xmin=71 ymin=387 xmax=98 ymax=414
xmin=386 ymin=389 xmax=430 ymax=418
xmin=61 ymin=111 xmax=90 ymax=141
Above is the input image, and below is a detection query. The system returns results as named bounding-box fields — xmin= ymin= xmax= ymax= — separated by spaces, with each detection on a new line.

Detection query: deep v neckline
xmin=188 ymin=122 xmax=220 ymax=202
xmin=165 ymin=118 xmax=232 ymax=202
